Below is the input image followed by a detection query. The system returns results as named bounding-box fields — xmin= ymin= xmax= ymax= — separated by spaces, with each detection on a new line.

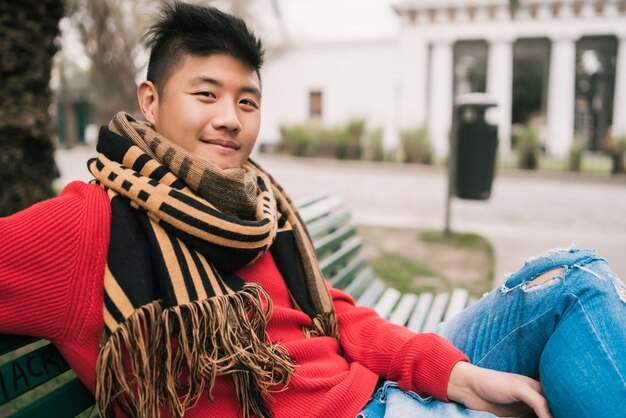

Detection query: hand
xmin=446 ymin=361 xmax=552 ymax=418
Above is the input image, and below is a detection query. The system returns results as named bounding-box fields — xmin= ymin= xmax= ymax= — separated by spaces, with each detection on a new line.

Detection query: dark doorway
xmin=512 ymin=38 xmax=550 ymax=126
xmin=575 ymin=36 xmax=617 ymax=151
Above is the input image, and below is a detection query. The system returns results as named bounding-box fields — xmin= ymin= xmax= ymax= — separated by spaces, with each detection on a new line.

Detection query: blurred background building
xmin=258 ymin=0 xmax=626 ymax=159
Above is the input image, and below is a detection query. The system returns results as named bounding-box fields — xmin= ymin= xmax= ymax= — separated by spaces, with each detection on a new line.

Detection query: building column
xmin=399 ymin=28 xmax=429 ymax=130
xmin=546 ymin=36 xmax=577 ymax=157
xmin=487 ymin=38 xmax=514 ymax=156
xmin=612 ymin=35 xmax=626 ymax=138
xmin=428 ymin=40 xmax=454 ymax=157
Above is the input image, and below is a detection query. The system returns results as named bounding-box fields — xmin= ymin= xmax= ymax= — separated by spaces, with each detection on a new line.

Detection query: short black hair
xmin=144 ymin=1 xmax=264 ymax=95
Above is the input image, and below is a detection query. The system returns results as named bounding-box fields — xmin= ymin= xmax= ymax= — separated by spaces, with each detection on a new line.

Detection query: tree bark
xmin=0 ymin=0 xmax=64 ymax=216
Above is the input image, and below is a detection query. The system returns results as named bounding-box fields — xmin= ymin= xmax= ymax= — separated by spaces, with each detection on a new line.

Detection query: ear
xmin=137 ymin=80 xmax=159 ymax=125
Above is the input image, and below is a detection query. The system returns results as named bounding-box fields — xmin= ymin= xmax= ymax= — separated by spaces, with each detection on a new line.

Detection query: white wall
xmin=258 ymin=39 xmax=400 ymax=150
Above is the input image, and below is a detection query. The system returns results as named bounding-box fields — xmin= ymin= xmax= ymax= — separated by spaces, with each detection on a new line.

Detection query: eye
xmin=240 ymin=98 xmax=259 ymax=110
xmin=193 ymin=91 xmax=216 ymax=99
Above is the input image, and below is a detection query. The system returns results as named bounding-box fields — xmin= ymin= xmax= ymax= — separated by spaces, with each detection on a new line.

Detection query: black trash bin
xmin=452 ymin=94 xmax=498 ymax=200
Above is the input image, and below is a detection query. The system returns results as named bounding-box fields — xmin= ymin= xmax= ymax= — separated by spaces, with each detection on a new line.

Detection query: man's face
xmin=138 ymin=54 xmax=261 ymax=169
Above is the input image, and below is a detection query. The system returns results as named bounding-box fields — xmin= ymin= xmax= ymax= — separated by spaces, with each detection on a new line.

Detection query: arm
xmin=330 ymin=286 xmax=552 ymax=417
xmin=329 ymin=285 xmax=467 ymax=401
xmin=0 ymin=182 xmax=110 ymax=341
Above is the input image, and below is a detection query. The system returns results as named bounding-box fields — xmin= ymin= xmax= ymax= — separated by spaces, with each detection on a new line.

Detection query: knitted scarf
xmin=88 ymin=112 xmax=339 ymax=418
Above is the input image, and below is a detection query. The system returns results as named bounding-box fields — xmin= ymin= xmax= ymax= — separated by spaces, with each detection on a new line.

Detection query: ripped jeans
xmin=357 ymin=248 xmax=626 ymax=418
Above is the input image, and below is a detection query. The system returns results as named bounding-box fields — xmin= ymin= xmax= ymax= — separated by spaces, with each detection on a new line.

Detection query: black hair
xmin=144 ymin=1 xmax=264 ymax=95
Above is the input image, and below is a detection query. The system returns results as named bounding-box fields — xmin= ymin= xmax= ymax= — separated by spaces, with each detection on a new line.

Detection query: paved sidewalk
xmin=56 ymin=146 xmax=626 ymax=286
xmin=256 ymin=155 xmax=626 ymax=286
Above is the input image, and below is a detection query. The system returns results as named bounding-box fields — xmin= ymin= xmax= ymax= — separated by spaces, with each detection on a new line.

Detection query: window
xmin=309 ymin=91 xmax=322 ymax=119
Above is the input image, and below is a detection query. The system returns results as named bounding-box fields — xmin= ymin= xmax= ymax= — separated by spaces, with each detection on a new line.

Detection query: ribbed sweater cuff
xmin=390 ymin=333 xmax=469 ymax=402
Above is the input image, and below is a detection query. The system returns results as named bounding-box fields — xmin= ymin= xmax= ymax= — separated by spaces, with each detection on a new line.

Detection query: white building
xmin=259 ymin=0 xmax=626 ymax=158
xmin=260 ymin=39 xmax=401 ymax=151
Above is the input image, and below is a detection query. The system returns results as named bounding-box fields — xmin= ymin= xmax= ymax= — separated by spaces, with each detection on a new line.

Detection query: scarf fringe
xmin=96 ymin=301 xmax=164 ymax=417
xmin=303 ymin=312 xmax=340 ymax=340
xmin=96 ymin=283 xmax=295 ymax=418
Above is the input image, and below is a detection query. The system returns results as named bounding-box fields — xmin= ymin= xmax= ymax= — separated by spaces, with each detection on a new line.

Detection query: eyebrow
xmin=190 ymin=76 xmax=262 ymax=98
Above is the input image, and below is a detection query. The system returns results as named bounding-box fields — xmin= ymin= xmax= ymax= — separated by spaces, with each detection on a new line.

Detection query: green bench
xmin=300 ymin=194 xmax=474 ymax=332
xmin=0 ymin=194 xmax=474 ymax=417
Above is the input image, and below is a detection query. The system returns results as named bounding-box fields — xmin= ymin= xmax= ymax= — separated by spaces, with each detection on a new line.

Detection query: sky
xmin=256 ymin=0 xmax=401 ymax=43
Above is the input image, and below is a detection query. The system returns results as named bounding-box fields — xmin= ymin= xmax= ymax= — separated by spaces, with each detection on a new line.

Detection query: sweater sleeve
xmin=0 ymin=181 xmax=110 ymax=342
xmin=329 ymin=285 xmax=468 ymax=402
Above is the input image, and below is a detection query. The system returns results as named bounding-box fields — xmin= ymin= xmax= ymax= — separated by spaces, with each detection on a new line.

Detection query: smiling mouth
xmin=199 ymin=138 xmax=241 ymax=150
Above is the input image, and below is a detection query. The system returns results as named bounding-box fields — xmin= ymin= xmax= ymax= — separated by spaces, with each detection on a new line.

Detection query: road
xmin=56 ymin=146 xmax=626 ymax=285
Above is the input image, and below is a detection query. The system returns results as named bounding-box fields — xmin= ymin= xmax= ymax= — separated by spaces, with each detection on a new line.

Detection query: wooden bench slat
xmin=356 ymin=279 xmax=386 ymax=308
xmin=421 ymin=293 xmax=450 ymax=333
xmin=373 ymin=288 xmax=402 ymax=319
xmin=11 ymin=378 xmax=94 ymax=418
xmin=314 ymin=225 xmax=356 ymax=257
xmin=443 ymin=288 xmax=470 ymax=322
xmin=343 ymin=268 xmax=375 ymax=299
xmin=294 ymin=193 xmax=329 ymax=211
xmin=328 ymin=257 xmax=367 ymax=289
xmin=407 ymin=293 xmax=434 ymax=333
xmin=0 ymin=343 xmax=70 ymax=405
xmin=298 ymin=195 xmax=343 ymax=225
xmin=388 ymin=293 xmax=419 ymax=326
xmin=0 ymin=336 xmax=38 ymax=356
xmin=318 ymin=237 xmax=362 ymax=278
xmin=306 ymin=210 xmax=350 ymax=238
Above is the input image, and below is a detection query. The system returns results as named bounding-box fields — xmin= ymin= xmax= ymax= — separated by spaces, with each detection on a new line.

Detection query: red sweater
xmin=0 ymin=181 xmax=468 ymax=417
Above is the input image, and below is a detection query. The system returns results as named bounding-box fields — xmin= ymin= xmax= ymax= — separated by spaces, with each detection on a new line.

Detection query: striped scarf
xmin=89 ymin=112 xmax=338 ymax=418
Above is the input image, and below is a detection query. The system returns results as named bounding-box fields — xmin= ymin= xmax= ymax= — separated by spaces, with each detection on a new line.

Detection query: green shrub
xmin=361 ymin=128 xmax=384 ymax=161
xmin=611 ymin=135 xmax=626 ymax=174
xmin=280 ymin=120 xmax=366 ymax=159
xmin=401 ymin=127 xmax=431 ymax=164
xmin=343 ymin=119 xmax=365 ymax=160
xmin=280 ymin=125 xmax=312 ymax=156
xmin=516 ymin=124 xmax=540 ymax=170
xmin=568 ymin=140 xmax=586 ymax=172
xmin=320 ymin=126 xmax=349 ymax=158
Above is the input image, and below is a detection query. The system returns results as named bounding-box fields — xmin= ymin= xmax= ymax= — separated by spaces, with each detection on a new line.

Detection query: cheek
xmin=172 ymin=108 xmax=205 ymax=135
xmin=242 ymin=114 xmax=261 ymax=142
xmin=158 ymin=112 xmax=204 ymax=151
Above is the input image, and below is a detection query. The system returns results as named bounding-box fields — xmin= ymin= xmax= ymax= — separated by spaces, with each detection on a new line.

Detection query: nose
xmin=211 ymin=101 xmax=242 ymax=134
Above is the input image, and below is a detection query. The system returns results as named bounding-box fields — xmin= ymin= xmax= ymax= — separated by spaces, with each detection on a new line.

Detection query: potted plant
xmin=516 ymin=123 xmax=540 ymax=170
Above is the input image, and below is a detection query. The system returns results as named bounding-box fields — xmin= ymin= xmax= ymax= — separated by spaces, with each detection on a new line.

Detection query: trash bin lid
xmin=455 ymin=93 xmax=498 ymax=108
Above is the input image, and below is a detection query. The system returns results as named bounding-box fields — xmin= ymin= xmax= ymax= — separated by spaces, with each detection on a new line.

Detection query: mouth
xmin=199 ymin=138 xmax=241 ymax=151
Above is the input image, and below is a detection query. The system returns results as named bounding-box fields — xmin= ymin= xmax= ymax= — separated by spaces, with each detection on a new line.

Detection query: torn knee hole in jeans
xmin=524 ymin=268 xmax=564 ymax=292
xmin=500 ymin=268 xmax=564 ymax=294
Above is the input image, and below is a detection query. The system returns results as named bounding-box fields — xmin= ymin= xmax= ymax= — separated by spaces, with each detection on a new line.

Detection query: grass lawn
xmin=357 ymin=226 xmax=494 ymax=297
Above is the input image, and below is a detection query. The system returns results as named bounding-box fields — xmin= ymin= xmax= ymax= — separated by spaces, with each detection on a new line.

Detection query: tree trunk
xmin=59 ymin=61 xmax=79 ymax=148
xmin=0 ymin=0 xmax=64 ymax=216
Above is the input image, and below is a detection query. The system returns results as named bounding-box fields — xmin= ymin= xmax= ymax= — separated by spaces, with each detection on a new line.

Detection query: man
xmin=1 ymin=2 xmax=624 ymax=417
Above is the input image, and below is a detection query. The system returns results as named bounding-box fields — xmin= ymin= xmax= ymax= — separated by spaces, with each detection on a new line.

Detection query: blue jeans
xmin=357 ymin=248 xmax=626 ymax=418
